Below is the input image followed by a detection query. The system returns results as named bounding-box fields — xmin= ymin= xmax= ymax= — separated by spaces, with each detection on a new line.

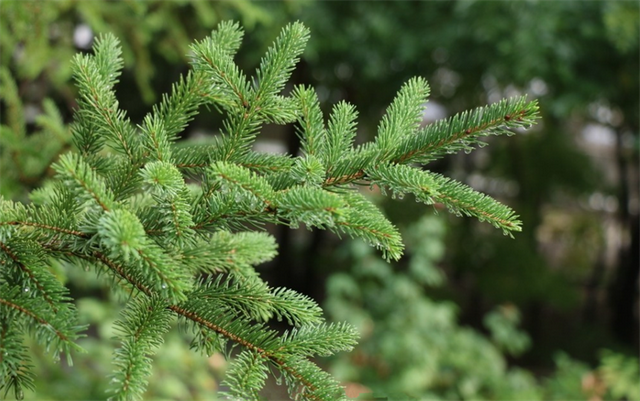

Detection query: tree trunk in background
xmin=582 ymin=253 xmax=606 ymax=324
xmin=608 ymin=129 xmax=639 ymax=350
xmin=609 ymin=217 xmax=639 ymax=349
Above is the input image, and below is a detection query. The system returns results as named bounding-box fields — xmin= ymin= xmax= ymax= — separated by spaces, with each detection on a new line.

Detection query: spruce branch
xmin=274 ymin=186 xmax=345 ymax=229
xmin=0 ymin=67 xmax=25 ymax=139
xmin=278 ymin=356 xmax=348 ymax=401
xmin=375 ymin=76 xmax=430 ymax=158
xmin=220 ymin=350 xmax=269 ymax=401
xmin=207 ymin=161 xmax=276 ymax=208
xmin=393 ymin=95 xmax=539 ymax=164
xmin=180 ymin=231 xmax=278 ymax=274
xmin=52 ymin=153 xmax=116 ymax=212
xmin=293 ymin=85 xmax=326 ymax=158
xmin=1 ymin=19 xmax=540 ymax=400
xmin=429 ymin=173 xmax=522 ymax=234
xmin=0 ymin=239 xmax=68 ymax=312
xmin=109 ymin=296 xmax=173 ymax=401
xmin=71 ymin=36 xmax=140 ymax=161
xmin=278 ymin=322 xmax=359 ymax=358
xmin=0 ymin=319 xmax=35 ymax=400
xmin=170 ymin=304 xmax=336 ymax=401
xmin=91 ymin=33 xmax=125 ymax=88
xmin=0 ymin=285 xmax=85 ymax=363
xmin=140 ymin=161 xmax=196 ymax=245
xmin=335 ymin=192 xmax=404 ymax=261
xmin=365 ymin=162 xmax=440 ymax=204
xmin=325 ymin=101 xmax=359 ymax=171
xmin=254 ymin=22 xmax=310 ymax=103
xmin=140 ymin=71 xmax=213 ymax=162
xmin=97 ymin=209 xmax=192 ymax=302
xmin=190 ymin=28 xmax=252 ymax=114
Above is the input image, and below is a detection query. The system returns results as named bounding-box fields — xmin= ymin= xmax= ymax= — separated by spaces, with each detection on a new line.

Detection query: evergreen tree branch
xmin=71 ymin=39 xmax=139 ymax=161
xmin=180 ymin=231 xmax=278 ymax=275
xmin=53 ymin=153 xmax=116 ymax=211
xmin=375 ymin=77 xmax=430 ymax=158
xmin=2 ymin=20 xmax=541 ymax=401
xmin=0 ymin=240 xmax=61 ymax=312
xmin=109 ymin=296 xmax=173 ymax=401
xmin=207 ymin=161 xmax=276 ymax=207
xmin=325 ymin=101 xmax=358 ymax=171
xmin=189 ymin=31 xmax=251 ymax=113
xmin=334 ymin=192 xmax=404 ymax=261
xmin=278 ymin=322 xmax=359 ymax=358
xmin=140 ymin=161 xmax=196 ymax=246
xmin=97 ymin=209 xmax=192 ymax=302
xmin=393 ymin=96 xmax=539 ymax=164
xmin=278 ymin=356 xmax=348 ymax=401
xmin=0 ymin=285 xmax=84 ymax=360
xmin=0 ymin=67 xmax=25 ymax=139
xmin=365 ymin=162 xmax=439 ymax=204
xmin=254 ymin=22 xmax=310 ymax=103
xmin=0 ymin=319 xmax=35 ymax=400
xmin=322 ymin=144 xmax=381 ymax=187
xmin=140 ymin=71 xmax=211 ymax=162
xmin=85 ymin=250 xmax=333 ymax=400
xmin=169 ymin=304 xmax=328 ymax=401
xmin=429 ymin=173 xmax=522 ymax=234
xmin=293 ymin=85 xmax=325 ymax=158
xmin=0 ymin=220 xmax=89 ymax=239
xmin=220 ymin=350 xmax=268 ymax=401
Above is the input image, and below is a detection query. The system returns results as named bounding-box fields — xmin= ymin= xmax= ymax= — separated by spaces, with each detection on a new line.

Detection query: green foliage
xmin=483 ymin=305 xmax=531 ymax=357
xmin=325 ymin=215 xmax=541 ymax=400
xmin=0 ymin=67 xmax=71 ymax=201
xmin=598 ymin=350 xmax=640 ymax=401
xmin=603 ymin=2 xmax=640 ymax=53
xmin=0 ymin=20 xmax=538 ymax=400
xmin=0 ymin=0 xmax=274 ymax=102
xmin=544 ymin=351 xmax=639 ymax=401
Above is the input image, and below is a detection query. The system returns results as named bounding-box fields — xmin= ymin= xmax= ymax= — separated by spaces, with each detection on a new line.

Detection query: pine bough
xmin=0 ymin=22 xmax=539 ymax=400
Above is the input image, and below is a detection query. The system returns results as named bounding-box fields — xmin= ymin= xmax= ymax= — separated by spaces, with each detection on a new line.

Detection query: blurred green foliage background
xmin=0 ymin=1 xmax=638 ymax=400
